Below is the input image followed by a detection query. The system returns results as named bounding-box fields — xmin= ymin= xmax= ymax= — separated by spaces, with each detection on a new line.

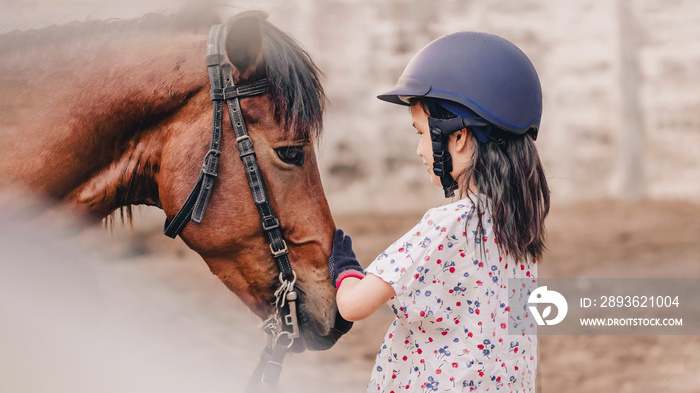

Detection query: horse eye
xmin=275 ymin=146 xmax=305 ymax=166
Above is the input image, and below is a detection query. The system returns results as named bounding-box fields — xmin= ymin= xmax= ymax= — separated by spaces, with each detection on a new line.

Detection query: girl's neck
xmin=457 ymin=179 xmax=479 ymax=199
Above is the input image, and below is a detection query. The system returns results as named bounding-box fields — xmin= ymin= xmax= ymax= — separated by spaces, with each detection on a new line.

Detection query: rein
xmin=163 ymin=24 xmax=300 ymax=392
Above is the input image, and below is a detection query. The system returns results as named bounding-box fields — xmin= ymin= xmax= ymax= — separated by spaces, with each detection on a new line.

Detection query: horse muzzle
xmin=293 ymin=294 xmax=354 ymax=352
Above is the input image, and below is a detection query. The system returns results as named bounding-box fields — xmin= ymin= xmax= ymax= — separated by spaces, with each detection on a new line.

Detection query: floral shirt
xmin=365 ymin=197 xmax=536 ymax=392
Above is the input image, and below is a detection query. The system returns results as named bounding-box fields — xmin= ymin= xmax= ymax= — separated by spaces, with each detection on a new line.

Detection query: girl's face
xmin=411 ymin=102 xmax=474 ymax=190
xmin=411 ymin=103 xmax=442 ymax=187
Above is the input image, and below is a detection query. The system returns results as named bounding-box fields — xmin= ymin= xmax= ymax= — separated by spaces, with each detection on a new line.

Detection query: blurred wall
xmin=3 ymin=0 xmax=699 ymax=213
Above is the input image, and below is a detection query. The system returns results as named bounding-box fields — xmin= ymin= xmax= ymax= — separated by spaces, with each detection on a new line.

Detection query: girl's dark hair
xmin=414 ymin=98 xmax=550 ymax=263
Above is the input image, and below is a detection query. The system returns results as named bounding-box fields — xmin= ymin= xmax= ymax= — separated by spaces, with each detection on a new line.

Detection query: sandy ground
xmin=2 ymin=198 xmax=700 ymax=392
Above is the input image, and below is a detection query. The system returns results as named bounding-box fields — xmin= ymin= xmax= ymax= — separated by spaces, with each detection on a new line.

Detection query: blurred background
xmin=1 ymin=0 xmax=699 ymax=392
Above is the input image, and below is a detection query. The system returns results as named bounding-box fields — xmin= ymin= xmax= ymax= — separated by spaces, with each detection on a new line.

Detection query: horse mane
xmin=258 ymin=18 xmax=326 ymax=141
xmin=0 ymin=5 xmax=220 ymax=54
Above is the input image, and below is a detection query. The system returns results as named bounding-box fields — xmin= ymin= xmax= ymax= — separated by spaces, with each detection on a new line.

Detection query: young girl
xmin=328 ymin=32 xmax=549 ymax=392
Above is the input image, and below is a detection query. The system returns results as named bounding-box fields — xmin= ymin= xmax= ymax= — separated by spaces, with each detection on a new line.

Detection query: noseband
xmin=163 ymin=24 xmax=299 ymax=392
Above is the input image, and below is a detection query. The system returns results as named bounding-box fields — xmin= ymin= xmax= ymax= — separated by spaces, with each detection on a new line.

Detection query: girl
xmin=328 ymin=32 xmax=549 ymax=392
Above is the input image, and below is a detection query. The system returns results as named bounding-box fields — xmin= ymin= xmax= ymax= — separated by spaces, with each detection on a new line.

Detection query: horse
xmin=0 ymin=7 xmax=352 ymax=355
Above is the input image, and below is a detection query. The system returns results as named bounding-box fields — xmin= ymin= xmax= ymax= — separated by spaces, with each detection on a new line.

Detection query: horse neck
xmin=0 ymin=30 xmax=209 ymax=217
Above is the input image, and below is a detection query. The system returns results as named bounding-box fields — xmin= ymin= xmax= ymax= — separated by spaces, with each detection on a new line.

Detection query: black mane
xmin=259 ymin=18 xmax=326 ymax=140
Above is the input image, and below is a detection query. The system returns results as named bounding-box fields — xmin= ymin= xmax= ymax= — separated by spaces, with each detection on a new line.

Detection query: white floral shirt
xmin=365 ymin=197 xmax=536 ymax=392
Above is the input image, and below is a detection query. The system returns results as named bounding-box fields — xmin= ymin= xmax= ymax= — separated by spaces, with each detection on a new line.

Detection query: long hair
xmin=465 ymin=133 xmax=550 ymax=263
xmin=415 ymin=98 xmax=550 ymax=263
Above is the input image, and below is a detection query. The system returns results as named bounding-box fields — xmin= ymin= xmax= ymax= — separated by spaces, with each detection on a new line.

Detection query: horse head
xmin=157 ymin=12 xmax=351 ymax=351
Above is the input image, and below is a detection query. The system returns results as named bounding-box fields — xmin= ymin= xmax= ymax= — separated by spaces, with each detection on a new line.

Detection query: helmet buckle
xmin=433 ymin=161 xmax=444 ymax=177
xmin=430 ymin=127 xmax=443 ymax=142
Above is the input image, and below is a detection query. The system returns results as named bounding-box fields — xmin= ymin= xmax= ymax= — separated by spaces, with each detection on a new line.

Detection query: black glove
xmin=328 ymin=229 xmax=364 ymax=288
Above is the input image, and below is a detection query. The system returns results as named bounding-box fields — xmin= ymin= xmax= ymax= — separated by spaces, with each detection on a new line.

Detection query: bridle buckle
xmin=270 ymin=240 xmax=289 ymax=257
xmin=262 ymin=216 xmax=280 ymax=231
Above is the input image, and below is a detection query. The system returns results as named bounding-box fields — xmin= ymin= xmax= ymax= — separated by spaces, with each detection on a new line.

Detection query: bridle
xmin=163 ymin=24 xmax=300 ymax=392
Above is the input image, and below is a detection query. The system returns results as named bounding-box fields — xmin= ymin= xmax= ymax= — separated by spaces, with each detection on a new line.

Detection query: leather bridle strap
xmin=220 ymin=66 xmax=294 ymax=281
xmin=163 ymin=25 xmax=271 ymax=242
xmin=164 ymin=24 xmax=300 ymax=392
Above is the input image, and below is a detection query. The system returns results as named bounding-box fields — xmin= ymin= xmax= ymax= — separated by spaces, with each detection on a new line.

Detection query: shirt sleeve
xmin=365 ymin=203 xmax=470 ymax=297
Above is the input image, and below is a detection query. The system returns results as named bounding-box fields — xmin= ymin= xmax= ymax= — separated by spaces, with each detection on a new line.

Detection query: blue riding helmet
xmin=378 ymin=31 xmax=542 ymax=138
xmin=377 ymin=31 xmax=543 ymax=197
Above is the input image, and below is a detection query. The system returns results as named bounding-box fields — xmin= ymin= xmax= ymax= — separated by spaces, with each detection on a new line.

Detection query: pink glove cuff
xmin=336 ymin=270 xmax=366 ymax=289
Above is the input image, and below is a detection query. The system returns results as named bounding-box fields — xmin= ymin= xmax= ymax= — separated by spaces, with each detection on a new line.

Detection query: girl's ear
xmin=451 ymin=128 xmax=471 ymax=153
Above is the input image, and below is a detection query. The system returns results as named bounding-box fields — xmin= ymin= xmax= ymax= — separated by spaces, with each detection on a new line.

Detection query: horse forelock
xmin=259 ymin=20 xmax=326 ymax=142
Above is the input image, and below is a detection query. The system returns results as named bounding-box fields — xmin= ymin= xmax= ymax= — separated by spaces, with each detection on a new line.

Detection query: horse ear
xmin=225 ymin=11 xmax=267 ymax=83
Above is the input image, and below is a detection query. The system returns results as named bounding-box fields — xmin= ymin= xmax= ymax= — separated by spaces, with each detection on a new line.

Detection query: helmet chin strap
xmin=429 ymin=120 xmax=458 ymax=198
xmin=428 ymin=116 xmax=491 ymax=198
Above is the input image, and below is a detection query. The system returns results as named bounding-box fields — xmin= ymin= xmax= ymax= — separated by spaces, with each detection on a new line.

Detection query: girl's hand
xmin=328 ymin=229 xmax=365 ymax=288
xmin=331 ymin=229 xmax=395 ymax=321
